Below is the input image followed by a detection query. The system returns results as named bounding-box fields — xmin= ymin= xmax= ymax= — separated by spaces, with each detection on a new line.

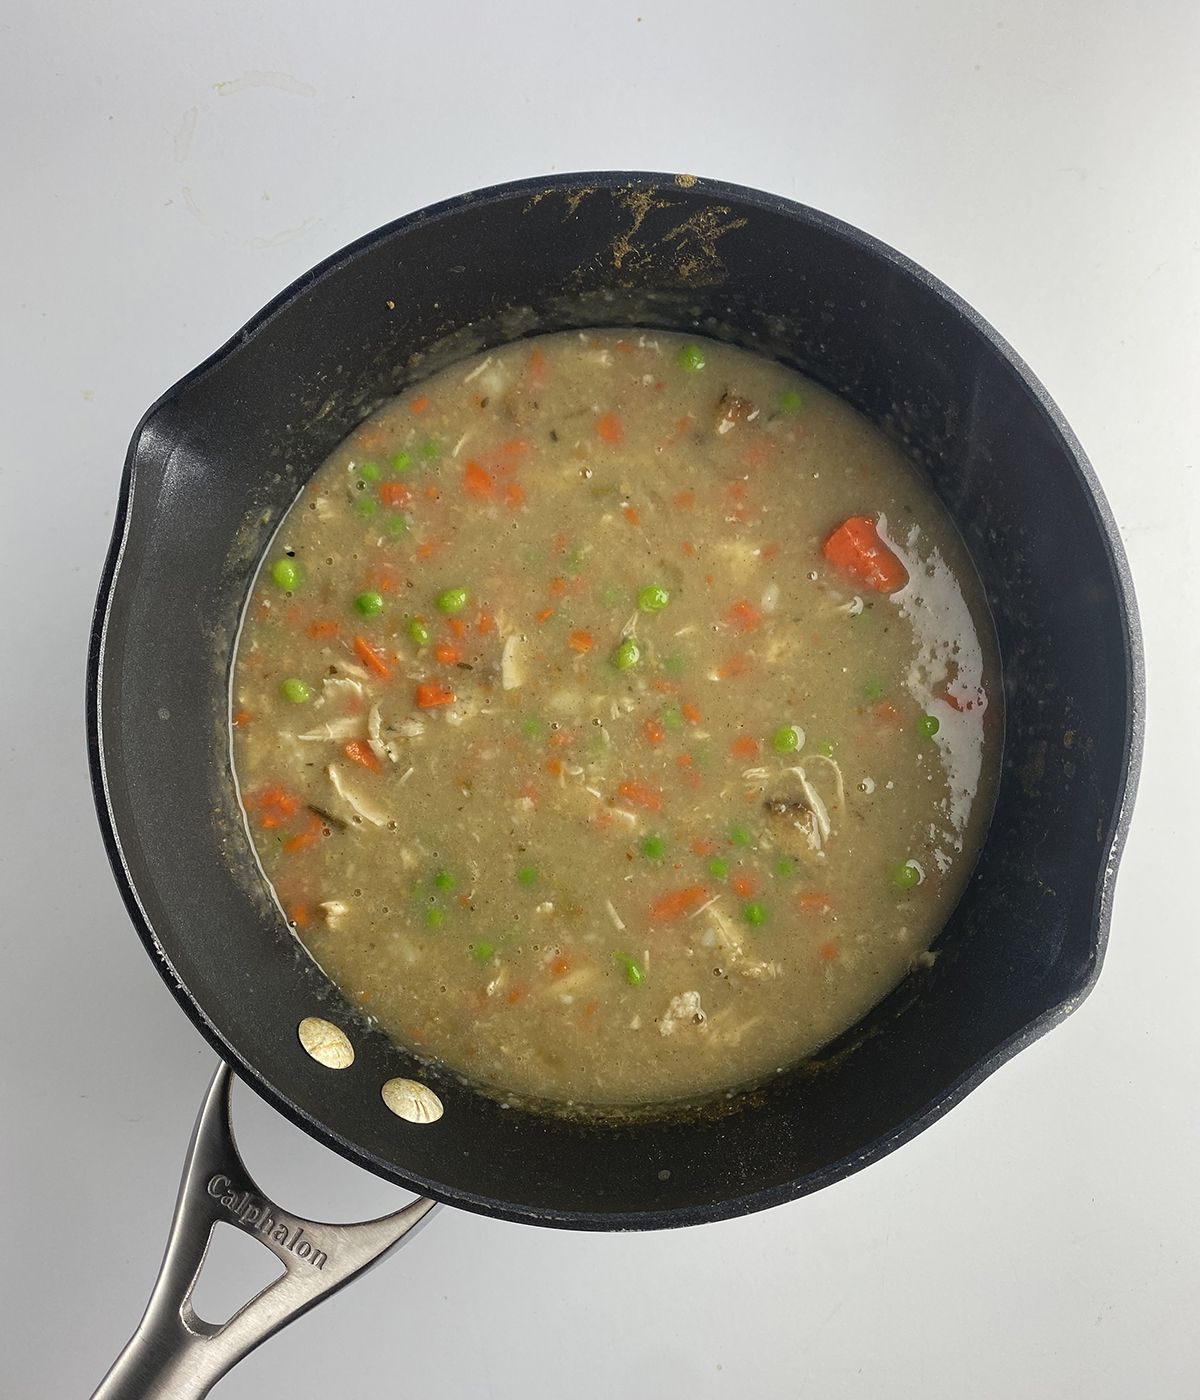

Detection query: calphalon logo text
xmin=207 ymin=1175 xmax=328 ymax=1270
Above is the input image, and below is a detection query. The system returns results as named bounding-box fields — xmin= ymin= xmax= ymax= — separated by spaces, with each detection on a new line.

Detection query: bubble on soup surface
xmin=297 ymin=1017 xmax=354 ymax=1070
xmin=382 ymin=1078 xmax=444 ymax=1124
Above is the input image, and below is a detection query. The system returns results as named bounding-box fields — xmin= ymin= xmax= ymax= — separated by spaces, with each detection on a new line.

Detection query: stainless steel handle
xmin=91 ymin=1063 xmax=439 ymax=1400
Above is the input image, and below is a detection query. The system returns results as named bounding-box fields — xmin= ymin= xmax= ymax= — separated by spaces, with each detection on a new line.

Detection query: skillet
xmin=87 ymin=172 xmax=1142 ymax=1396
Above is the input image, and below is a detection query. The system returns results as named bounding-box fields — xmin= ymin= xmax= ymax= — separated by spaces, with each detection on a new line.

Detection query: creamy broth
xmin=231 ymin=329 xmax=1000 ymax=1109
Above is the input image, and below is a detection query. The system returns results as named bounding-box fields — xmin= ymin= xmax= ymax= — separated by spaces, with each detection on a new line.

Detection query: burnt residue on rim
xmin=87 ymin=172 xmax=1142 ymax=1230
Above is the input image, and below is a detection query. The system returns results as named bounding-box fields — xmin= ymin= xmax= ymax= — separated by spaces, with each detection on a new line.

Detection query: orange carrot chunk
xmin=618 ymin=780 xmax=664 ymax=812
xmin=379 ymin=482 xmax=411 ymax=507
xmin=727 ymin=599 xmax=763 ymax=631
xmin=307 ymin=619 xmax=340 ymax=639
xmin=343 ymin=740 xmax=383 ymax=773
xmin=822 ymin=516 xmax=908 ymax=592
xmin=568 ymin=630 xmax=593 ymax=653
xmin=463 ymin=460 xmax=495 ymax=498
xmin=649 ymin=885 xmax=709 ymax=922
xmin=596 ymin=412 xmax=624 ymax=444
xmin=732 ymin=735 xmax=759 ymax=760
xmin=353 ymin=635 xmax=394 ymax=680
xmin=415 ymin=682 xmax=456 ymax=708
xmin=435 ymin=640 xmax=462 ymax=665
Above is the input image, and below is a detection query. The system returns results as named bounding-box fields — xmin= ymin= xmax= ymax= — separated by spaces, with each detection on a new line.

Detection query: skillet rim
xmin=86 ymin=170 xmax=1144 ymax=1230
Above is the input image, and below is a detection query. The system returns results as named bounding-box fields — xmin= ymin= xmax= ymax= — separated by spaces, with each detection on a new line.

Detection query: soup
xmin=231 ymin=329 xmax=1000 ymax=1110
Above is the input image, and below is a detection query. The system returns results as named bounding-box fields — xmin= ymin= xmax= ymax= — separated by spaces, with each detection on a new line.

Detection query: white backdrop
xmin=3 ymin=3 xmax=1197 ymax=1396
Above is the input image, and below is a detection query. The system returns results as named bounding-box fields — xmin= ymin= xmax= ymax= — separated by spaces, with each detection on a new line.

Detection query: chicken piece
xmin=326 ymin=763 xmax=389 ymax=827
xmin=713 ymin=390 xmax=759 ymax=435
xmin=659 ymin=990 xmax=708 ymax=1037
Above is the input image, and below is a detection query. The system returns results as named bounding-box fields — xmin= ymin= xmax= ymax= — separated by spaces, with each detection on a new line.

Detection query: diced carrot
xmin=674 ymin=490 xmax=694 ymax=508
xmin=549 ymin=954 xmax=571 ymax=977
xmin=582 ymin=1001 xmax=599 ymax=1020
xmin=761 ymin=542 xmax=779 ymax=561
xmin=596 ymin=412 xmax=624 ymax=444
xmin=537 ymin=607 xmax=556 ymax=624
xmin=732 ymin=735 xmax=759 ymax=760
xmin=518 ymin=779 xmax=540 ymax=802
xmin=507 ymin=986 xmax=527 ymax=1005
xmin=717 ymin=653 xmax=750 ymax=679
xmin=545 ymin=757 xmax=563 ymax=776
xmin=446 ymin=616 xmax=467 ymax=638
xmin=498 ymin=438 xmax=529 ymax=466
xmin=307 ymin=619 xmax=340 ymax=640
xmin=379 ymin=482 xmax=411 ymax=507
xmin=618 ymin=781 xmax=664 ymax=812
xmin=286 ymin=904 xmax=311 ymax=928
xmin=284 ymin=813 xmax=327 ymax=853
xmin=691 ymin=837 xmax=718 ymax=856
xmin=622 ymin=505 xmax=640 ymax=526
xmin=424 ymin=485 xmax=441 ymax=500
xmin=553 ymin=532 xmax=568 ymax=555
xmin=344 ymin=740 xmax=383 ymax=773
xmin=822 ymin=516 xmax=908 ymax=592
xmin=798 ymin=892 xmax=833 ymax=915
xmin=733 ymin=874 xmax=757 ymax=899
xmin=477 ymin=607 xmax=496 ymax=634
xmin=682 ymin=703 xmax=702 ymax=724
xmin=616 ymin=340 xmax=633 ymax=355
xmin=874 ymin=701 xmax=903 ymax=724
xmin=504 ymin=481 xmax=524 ymax=508
xmin=527 ymin=347 xmax=547 ymax=386
xmin=463 ymin=460 xmax=495 ymax=498
xmin=256 ymin=787 xmax=302 ymax=828
xmin=651 ymin=678 xmax=679 ymax=695
xmin=435 ymin=640 xmax=461 ymax=665
xmin=818 ymin=940 xmax=838 ymax=962
xmin=568 ymin=630 xmax=593 ymax=653
xmin=365 ymin=563 xmax=400 ymax=593
xmin=548 ymin=576 xmax=566 ymax=597
xmin=353 ymin=635 xmax=394 ymax=680
xmin=232 ymin=710 xmax=253 ymax=726
xmin=418 ymin=539 xmax=441 ymax=560
xmin=410 ymin=395 xmax=430 ymax=414
xmin=649 ymin=885 xmax=708 ymax=922
xmin=415 ymin=682 xmax=456 ymax=708
xmin=549 ymin=728 xmax=578 ymax=748
xmin=643 ymin=718 xmax=665 ymax=746
xmin=682 ymin=541 xmax=695 ymax=556
xmin=727 ymin=599 xmax=762 ymax=632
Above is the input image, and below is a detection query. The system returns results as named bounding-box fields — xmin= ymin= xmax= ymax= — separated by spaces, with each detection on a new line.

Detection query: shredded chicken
xmin=326 ymin=763 xmax=389 ymax=826
xmin=659 ymin=990 xmax=708 ymax=1036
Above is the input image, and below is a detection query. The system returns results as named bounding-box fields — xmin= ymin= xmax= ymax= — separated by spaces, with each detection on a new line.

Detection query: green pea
xmin=779 ymin=389 xmax=804 ymax=413
xmin=270 ymin=558 xmax=302 ymax=590
xmin=679 ymin=344 xmax=707 ymax=373
xmin=773 ymin=725 xmax=801 ymax=753
xmin=391 ymin=451 xmax=412 ymax=472
xmin=816 ymin=739 xmax=834 ymax=757
xmin=661 ymin=707 xmax=683 ymax=731
xmin=775 ymin=858 xmax=795 ymax=877
xmin=708 ymin=857 xmax=729 ymax=880
xmin=355 ymin=497 xmax=377 ymax=517
xmin=435 ymin=587 xmax=469 ymax=613
xmin=566 ymin=548 xmax=585 ymax=575
xmin=419 ymin=437 xmax=441 ymax=460
xmin=729 ymin=822 xmax=753 ymax=848
xmin=640 ymin=835 xmax=666 ymax=860
xmin=602 ymin=584 xmax=625 ymax=607
xmin=433 ymin=870 xmax=456 ymax=891
xmin=470 ymin=941 xmax=495 ymax=962
xmin=612 ymin=638 xmax=641 ymax=671
xmin=665 ymin=653 xmax=686 ymax=677
xmin=743 ymin=902 xmax=768 ymax=926
xmin=387 ymin=515 xmax=408 ymax=536
xmin=360 ymin=461 xmax=381 ymax=482
xmin=280 ymin=677 xmax=311 ymax=704
xmin=426 ymin=907 xmax=446 ymax=928
xmin=354 ymin=591 xmax=384 ymax=617
xmin=408 ymin=617 xmax=431 ymax=646
xmin=521 ymin=716 xmax=544 ymax=740
xmin=863 ymin=679 xmax=884 ymax=701
xmin=517 ymin=865 xmax=539 ymax=888
xmin=615 ymin=952 xmax=644 ymax=985
xmin=893 ymin=861 xmax=921 ymax=890
xmin=918 ymin=713 xmax=940 ymax=738
xmin=638 ymin=584 xmax=670 ymax=612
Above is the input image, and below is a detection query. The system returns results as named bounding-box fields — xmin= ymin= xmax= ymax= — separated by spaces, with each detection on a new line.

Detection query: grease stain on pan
xmin=298 ymin=1016 xmax=354 ymax=1069
xmin=382 ymin=1078 xmax=444 ymax=1124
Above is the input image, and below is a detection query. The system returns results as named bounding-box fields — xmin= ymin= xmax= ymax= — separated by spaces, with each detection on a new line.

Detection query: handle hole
xmin=191 ymin=1222 xmax=286 ymax=1326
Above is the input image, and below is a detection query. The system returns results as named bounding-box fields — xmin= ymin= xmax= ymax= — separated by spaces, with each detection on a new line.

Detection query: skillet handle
xmin=90 ymin=1063 xmax=439 ymax=1400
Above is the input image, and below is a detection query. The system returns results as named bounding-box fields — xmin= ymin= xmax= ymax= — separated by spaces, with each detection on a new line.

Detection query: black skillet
xmin=87 ymin=172 xmax=1142 ymax=1396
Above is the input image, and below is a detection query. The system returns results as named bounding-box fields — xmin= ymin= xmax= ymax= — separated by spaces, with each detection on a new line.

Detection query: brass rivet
xmin=297 ymin=1017 xmax=354 ymax=1070
xmin=381 ymin=1078 xmax=444 ymax=1124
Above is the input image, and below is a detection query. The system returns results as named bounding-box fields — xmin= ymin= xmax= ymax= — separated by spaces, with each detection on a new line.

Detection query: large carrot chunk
xmin=463 ymin=461 xmax=495 ymax=498
xmin=618 ymin=780 xmax=664 ymax=812
xmin=415 ymin=682 xmax=455 ymax=708
xmin=650 ymin=885 xmax=709 ymax=922
xmin=353 ymin=635 xmax=394 ymax=680
xmin=822 ymin=516 xmax=908 ymax=592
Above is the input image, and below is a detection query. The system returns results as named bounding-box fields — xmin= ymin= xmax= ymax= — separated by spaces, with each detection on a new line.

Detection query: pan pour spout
xmin=90 ymin=1064 xmax=437 ymax=1400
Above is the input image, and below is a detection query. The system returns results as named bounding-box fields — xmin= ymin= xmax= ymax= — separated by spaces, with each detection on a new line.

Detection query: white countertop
xmin=3 ymin=3 xmax=1196 ymax=1395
